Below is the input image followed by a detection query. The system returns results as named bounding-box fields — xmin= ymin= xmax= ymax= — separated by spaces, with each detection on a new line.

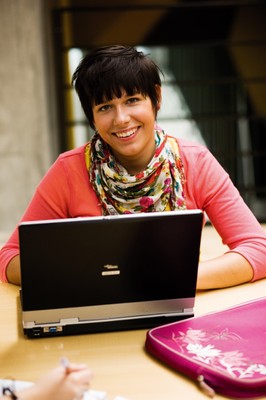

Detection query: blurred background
xmin=0 ymin=0 xmax=266 ymax=237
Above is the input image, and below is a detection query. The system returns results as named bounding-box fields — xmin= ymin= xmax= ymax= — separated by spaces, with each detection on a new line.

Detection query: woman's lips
xmin=114 ymin=127 xmax=138 ymax=138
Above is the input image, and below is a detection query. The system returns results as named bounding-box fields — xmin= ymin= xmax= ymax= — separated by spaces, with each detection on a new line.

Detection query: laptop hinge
xmin=60 ymin=318 xmax=79 ymax=325
xmin=183 ymin=308 xmax=194 ymax=314
xmin=24 ymin=318 xmax=80 ymax=329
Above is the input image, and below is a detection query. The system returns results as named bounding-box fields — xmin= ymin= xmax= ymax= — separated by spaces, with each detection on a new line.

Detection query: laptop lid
xmin=19 ymin=209 xmax=203 ymax=338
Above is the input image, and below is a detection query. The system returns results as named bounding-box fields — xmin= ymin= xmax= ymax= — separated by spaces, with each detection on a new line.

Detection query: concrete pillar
xmin=0 ymin=0 xmax=58 ymax=234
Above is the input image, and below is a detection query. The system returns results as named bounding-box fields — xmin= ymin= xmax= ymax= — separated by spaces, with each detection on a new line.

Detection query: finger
xmin=64 ymin=363 xmax=88 ymax=372
xmin=73 ymin=388 xmax=88 ymax=400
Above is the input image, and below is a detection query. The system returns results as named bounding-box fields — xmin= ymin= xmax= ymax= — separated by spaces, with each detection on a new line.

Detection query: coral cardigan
xmin=1 ymin=138 xmax=266 ymax=282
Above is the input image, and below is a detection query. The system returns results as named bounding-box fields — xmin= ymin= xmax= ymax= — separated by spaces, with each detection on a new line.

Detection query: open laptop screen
xmin=19 ymin=210 xmax=203 ymax=313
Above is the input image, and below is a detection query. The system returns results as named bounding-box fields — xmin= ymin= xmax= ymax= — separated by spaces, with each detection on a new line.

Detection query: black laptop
xmin=19 ymin=209 xmax=203 ymax=338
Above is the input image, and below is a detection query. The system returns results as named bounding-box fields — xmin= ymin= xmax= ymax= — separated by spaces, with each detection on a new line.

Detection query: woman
xmin=1 ymin=361 xmax=92 ymax=400
xmin=0 ymin=45 xmax=265 ymax=288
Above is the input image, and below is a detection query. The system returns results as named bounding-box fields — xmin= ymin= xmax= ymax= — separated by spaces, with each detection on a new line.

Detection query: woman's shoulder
xmin=45 ymin=144 xmax=88 ymax=179
xmin=57 ymin=143 xmax=87 ymax=161
xmin=169 ymin=136 xmax=207 ymax=149
xmin=168 ymin=135 xmax=211 ymax=161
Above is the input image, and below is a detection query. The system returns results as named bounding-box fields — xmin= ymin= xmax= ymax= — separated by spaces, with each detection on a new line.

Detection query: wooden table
xmin=0 ymin=225 xmax=265 ymax=400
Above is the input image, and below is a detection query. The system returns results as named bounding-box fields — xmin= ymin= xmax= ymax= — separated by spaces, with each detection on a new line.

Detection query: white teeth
xmin=115 ymin=128 xmax=137 ymax=138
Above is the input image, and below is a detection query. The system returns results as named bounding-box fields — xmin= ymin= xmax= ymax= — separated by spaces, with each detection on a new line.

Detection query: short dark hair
xmin=72 ymin=45 xmax=162 ymax=129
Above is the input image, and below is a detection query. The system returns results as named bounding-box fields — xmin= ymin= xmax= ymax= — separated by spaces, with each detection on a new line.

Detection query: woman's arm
xmin=5 ymin=255 xmax=21 ymax=286
xmin=197 ymin=252 xmax=253 ymax=290
xmin=0 ymin=157 xmax=71 ymax=285
xmin=1 ymin=362 xmax=92 ymax=400
xmin=0 ymin=147 xmax=101 ymax=285
xmin=179 ymin=139 xmax=266 ymax=289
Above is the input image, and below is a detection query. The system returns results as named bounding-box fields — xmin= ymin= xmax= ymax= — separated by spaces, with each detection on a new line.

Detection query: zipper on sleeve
xmin=197 ymin=375 xmax=216 ymax=398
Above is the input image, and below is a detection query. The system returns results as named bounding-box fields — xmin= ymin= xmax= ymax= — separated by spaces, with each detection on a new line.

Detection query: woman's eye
xmin=98 ymin=104 xmax=110 ymax=112
xmin=127 ymin=97 xmax=139 ymax=104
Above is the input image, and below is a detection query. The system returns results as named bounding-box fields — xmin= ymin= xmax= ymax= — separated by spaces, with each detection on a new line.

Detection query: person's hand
xmin=18 ymin=362 xmax=92 ymax=400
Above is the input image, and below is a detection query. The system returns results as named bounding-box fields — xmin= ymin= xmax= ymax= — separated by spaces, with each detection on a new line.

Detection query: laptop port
xmin=43 ymin=326 xmax=63 ymax=334
xmin=32 ymin=328 xmax=42 ymax=337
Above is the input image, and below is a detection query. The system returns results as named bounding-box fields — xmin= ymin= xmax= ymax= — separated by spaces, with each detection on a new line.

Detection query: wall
xmin=0 ymin=0 xmax=58 ymax=235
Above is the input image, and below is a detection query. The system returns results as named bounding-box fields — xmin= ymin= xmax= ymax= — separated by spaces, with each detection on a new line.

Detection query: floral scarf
xmin=85 ymin=128 xmax=186 ymax=215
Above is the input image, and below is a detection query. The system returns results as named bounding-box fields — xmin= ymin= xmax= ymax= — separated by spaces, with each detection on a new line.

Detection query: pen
xmin=61 ymin=356 xmax=71 ymax=374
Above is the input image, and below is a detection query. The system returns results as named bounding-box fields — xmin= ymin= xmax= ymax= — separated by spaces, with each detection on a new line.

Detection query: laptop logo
xmin=101 ymin=264 xmax=120 ymax=276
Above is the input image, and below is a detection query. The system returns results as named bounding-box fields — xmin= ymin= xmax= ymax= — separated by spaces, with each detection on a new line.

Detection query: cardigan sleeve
xmin=0 ymin=146 xmax=101 ymax=282
xmin=179 ymin=139 xmax=266 ymax=282
xmin=0 ymin=156 xmax=72 ymax=282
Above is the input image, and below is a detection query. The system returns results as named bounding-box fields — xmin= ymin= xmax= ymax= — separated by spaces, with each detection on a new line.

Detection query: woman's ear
xmin=155 ymin=84 xmax=162 ymax=110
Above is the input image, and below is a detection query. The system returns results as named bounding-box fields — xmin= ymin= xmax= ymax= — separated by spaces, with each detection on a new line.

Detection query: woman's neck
xmin=113 ymin=143 xmax=156 ymax=175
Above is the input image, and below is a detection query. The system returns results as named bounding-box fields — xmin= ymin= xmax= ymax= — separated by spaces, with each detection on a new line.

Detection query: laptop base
xmin=24 ymin=313 xmax=194 ymax=339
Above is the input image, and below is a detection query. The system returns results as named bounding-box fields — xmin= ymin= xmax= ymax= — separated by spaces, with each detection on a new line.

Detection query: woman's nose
xmin=113 ymin=105 xmax=130 ymax=125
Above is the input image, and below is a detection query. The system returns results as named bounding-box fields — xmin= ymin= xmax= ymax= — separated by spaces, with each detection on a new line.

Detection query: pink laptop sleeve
xmin=145 ymin=297 xmax=266 ymax=399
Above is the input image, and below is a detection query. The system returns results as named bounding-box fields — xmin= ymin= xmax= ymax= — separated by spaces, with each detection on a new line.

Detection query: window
xmin=51 ymin=1 xmax=266 ymax=220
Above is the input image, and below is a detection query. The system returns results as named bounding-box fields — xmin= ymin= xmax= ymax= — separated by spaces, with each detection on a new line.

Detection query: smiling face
xmin=92 ymin=87 xmax=161 ymax=175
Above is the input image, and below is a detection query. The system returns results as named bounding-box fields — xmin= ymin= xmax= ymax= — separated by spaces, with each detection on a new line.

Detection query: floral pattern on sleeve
xmin=156 ymin=327 xmax=266 ymax=380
